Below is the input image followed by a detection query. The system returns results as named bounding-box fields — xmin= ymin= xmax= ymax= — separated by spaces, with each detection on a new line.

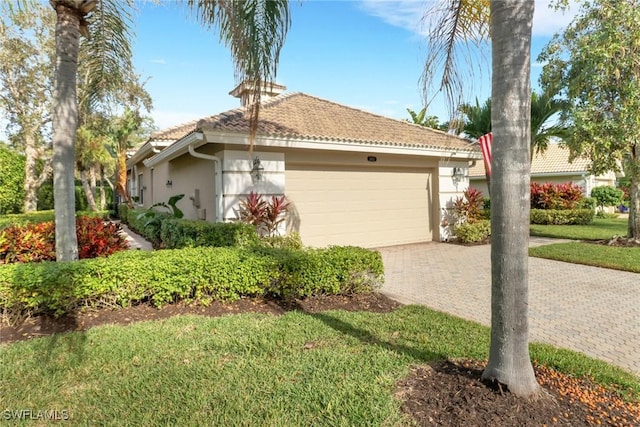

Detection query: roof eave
xmin=144 ymin=132 xmax=205 ymax=168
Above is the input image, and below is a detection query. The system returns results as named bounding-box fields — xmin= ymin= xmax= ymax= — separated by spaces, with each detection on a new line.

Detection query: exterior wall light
xmin=250 ymin=157 xmax=264 ymax=184
xmin=452 ymin=167 xmax=466 ymax=184
xmin=166 ymin=180 xmax=172 ymax=187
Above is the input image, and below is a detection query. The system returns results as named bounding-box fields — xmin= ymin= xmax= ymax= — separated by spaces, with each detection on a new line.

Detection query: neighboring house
xmin=469 ymin=143 xmax=618 ymax=198
xmin=127 ymin=82 xmax=481 ymax=248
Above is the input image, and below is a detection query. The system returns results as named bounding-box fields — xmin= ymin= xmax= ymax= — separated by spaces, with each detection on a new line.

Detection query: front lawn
xmin=1 ymin=306 xmax=638 ymax=425
xmin=529 ymin=242 xmax=640 ymax=273
xmin=530 ymin=217 xmax=627 ymax=240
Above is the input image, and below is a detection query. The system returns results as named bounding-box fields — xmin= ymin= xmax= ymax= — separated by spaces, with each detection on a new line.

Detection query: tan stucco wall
xmin=163 ymin=153 xmax=216 ymax=221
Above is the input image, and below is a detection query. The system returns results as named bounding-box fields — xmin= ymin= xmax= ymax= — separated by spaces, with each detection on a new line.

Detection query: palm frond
xmin=421 ymin=0 xmax=490 ymax=120
xmin=78 ymin=0 xmax=137 ymax=116
xmin=187 ymin=0 xmax=290 ymax=143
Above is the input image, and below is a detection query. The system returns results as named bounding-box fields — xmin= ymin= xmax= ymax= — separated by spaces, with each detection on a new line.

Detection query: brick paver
xmin=378 ymin=240 xmax=640 ymax=377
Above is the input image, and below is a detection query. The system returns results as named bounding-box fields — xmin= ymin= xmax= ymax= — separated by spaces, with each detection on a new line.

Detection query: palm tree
xmin=423 ymin=0 xmax=540 ymax=397
xmin=405 ymin=107 xmax=443 ymax=129
xmin=45 ymin=0 xmax=290 ymax=261
xmin=481 ymin=0 xmax=540 ymax=397
xmin=460 ymin=91 xmax=568 ymax=158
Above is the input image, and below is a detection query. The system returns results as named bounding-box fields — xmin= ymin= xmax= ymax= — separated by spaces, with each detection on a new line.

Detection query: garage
xmin=285 ymin=164 xmax=434 ymax=248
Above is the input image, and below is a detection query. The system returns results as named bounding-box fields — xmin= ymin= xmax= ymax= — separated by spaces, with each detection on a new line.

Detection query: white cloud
xmin=359 ymin=0 xmax=580 ymax=38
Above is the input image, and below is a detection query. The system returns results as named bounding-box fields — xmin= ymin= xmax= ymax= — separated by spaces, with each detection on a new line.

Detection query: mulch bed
xmin=1 ymin=293 xmax=638 ymax=426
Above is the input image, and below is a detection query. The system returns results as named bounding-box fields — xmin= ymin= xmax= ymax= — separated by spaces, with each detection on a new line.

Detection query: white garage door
xmin=285 ymin=164 xmax=433 ymax=248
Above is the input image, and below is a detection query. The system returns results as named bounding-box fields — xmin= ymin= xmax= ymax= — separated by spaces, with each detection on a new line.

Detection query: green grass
xmin=530 ymin=242 xmax=640 ymax=273
xmin=1 ymin=306 xmax=638 ymax=425
xmin=530 ymin=218 xmax=628 ymax=240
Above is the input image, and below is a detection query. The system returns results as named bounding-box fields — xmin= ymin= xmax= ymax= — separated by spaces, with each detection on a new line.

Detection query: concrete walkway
xmin=378 ymin=240 xmax=640 ymax=377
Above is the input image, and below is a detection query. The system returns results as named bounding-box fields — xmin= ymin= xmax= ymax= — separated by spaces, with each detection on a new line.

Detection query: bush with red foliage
xmin=452 ymin=188 xmax=485 ymax=223
xmin=76 ymin=217 xmax=129 ymax=259
xmin=530 ymin=182 xmax=584 ymax=210
xmin=0 ymin=217 xmax=129 ymax=264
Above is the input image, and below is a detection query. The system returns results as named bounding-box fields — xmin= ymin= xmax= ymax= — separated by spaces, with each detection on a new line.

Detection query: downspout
xmin=187 ymin=139 xmax=223 ymax=223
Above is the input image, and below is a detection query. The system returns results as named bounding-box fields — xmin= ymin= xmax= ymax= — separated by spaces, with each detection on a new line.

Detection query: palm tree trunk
xmin=80 ymin=169 xmax=97 ymax=211
xmin=51 ymin=2 xmax=80 ymax=261
xmin=481 ymin=0 xmax=540 ymax=398
xmin=628 ymin=145 xmax=639 ymax=239
xmin=23 ymin=133 xmax=40 ymax=212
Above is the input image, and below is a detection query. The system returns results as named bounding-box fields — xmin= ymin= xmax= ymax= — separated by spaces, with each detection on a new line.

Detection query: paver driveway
xmin=378 ymin=241 xmax=640 ymax=377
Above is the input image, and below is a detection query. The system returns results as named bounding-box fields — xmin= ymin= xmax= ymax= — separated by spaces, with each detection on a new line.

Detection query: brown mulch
xmin=1 ymin=293 xmax=639 ymax=426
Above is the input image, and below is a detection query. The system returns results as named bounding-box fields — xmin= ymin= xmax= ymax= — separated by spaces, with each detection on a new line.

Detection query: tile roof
xmin=469 ymin=143 xmax=591 ymax=177
xmin=150 ymin=119 xmax=199 ymax=141
xmin=195 ymin=92 xmax=476 ymax=152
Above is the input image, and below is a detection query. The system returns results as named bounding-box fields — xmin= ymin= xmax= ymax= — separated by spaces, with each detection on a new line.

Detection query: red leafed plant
xmin=238 ymin=192 xmax=290 ymax=236
xmin=452 ymin=188 xmax=485 ymax=223
xmin=76 ymin=217 xmax=129 ymax=259
xmin=0 ymin=221 xmax=56 ymax=264
xmin=531 ymin=182 xmax=584 ymax=210
xmin=0 ymin=217 xmax=129 ymax=264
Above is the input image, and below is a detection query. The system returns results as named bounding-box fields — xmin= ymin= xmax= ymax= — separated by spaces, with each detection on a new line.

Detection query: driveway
xmin=378 ymin=240 xmax=640 ymax=377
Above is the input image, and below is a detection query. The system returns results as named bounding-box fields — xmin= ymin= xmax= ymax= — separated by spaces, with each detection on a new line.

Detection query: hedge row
xmin=0 ymin=245 xmax=384 ymax=320
xmin=530 ymin=208 xmax=594 ymax=225
xmin=453 ymin=220 xmax=491 ymax=243
xmin=0 ymin=210 xmax=109 ymax=230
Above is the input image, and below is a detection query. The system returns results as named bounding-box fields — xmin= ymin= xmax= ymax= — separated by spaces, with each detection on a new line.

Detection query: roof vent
xmin=229 ymin=81 xmax=286 ymax=107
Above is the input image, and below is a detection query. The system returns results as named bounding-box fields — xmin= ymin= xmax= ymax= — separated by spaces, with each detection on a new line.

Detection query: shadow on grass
xmin=305 ymin=310 xmax=445 ymax=363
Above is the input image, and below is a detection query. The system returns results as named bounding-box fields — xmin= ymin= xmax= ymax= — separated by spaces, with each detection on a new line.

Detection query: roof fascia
xmin=143 ymin=132 xmax=205 ymax=168
xmin=201 ymin=131 xmax=482 ymax=160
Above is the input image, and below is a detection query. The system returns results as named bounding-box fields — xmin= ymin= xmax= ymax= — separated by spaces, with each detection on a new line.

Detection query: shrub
xmin=0 ymin=146 xmax=25 ymax=215
xmin=530 ymin=182 xmax=584 ymax=210
xmin=259 ymin=232 xmax=304 ymax=250
xmin=238 ymin=192 xmax=290 ymax=236
xmin=160 ymin=219 xmax=259 ymax=249
xmin=530 ymin=208 xmax=594 ymax=225
xmin=0 ymin=216 xmax=127 ymax=264
xmin=118 ymin=203 xmax=130 ymax=222
xmin=453 ymin=220 xmax=491 ymax=243
xmin=0 ymin=246 xmax=384 ymax=319
xmin=452 ymin=188 xmax=484 ymax=223
xmin=579 ymin=197 xmax=597 ymax=210
xmin=126 ymin=208 xmax=169 ymax=247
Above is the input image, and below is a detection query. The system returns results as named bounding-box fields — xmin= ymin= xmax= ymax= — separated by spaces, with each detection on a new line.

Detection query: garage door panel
xmin=286 ymin=165 xmax=432 ymax=248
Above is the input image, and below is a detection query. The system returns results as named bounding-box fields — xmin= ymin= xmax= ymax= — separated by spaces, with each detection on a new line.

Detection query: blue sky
xmin=132 ymin=1 xmax=579 ymax=132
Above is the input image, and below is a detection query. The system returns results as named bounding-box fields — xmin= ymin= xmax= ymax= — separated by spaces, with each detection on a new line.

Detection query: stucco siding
xmin=165 ymin=153 xmax=216 ymax=221
xmin=285 ymin=163 xmax=433 ymax=248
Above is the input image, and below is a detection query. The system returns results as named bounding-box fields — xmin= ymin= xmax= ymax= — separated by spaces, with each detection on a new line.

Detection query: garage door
xmin=285 ymin=164 xmax=433 ymax=248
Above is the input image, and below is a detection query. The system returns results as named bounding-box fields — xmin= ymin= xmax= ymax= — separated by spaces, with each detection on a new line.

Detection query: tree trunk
xmin=481 ymin=0 xmax=540 ymax=398
xmin=99 ymin=166 xmax=107 ymax=210
xmin=628 ymin=145 xmax=640 ymax=239
xmin=51 ymin=2 xmax=80 ymax=261
xmin=116 ymin=149 xmax=132 ymax=207
xmin=23 ymin=134 xmax=40 ymax=212
xmin=80 ymin=169 xmax=97 ymax=211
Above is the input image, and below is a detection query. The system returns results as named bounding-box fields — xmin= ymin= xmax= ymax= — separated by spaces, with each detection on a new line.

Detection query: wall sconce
xmin=250 ymin=157 xmax=264 ymax=184
xmin=452 ymin=167 xmax=466 ymax=184
xmin=166 ymin=180 xmax=172 ymax=187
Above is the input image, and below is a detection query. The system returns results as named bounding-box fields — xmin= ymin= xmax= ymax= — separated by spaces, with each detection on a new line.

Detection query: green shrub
xmin=453 ymin=220 xmax=491 ymax=243
xmin=530 ymin=208 xmax=594 ymax=225
xmin=126 ymin=208 xmax=169 ymax=246
xmin=0 ymin=146 xmax=25 ymax=215
xmin=591 ymin=186 xmax=624 ymax=211
xmin=259 ymin=232 xmax=304 ymax=250
xmin=0 ymin=210 xmax=108 ymax=230
xmin=579 ymin=197 xmax=597 ymax=210
xmin=160 ymin=219 xmax=259 ymax=249
xmin=0 ymin=246 xmax=384 ymax=319
xmin=118 ymin=203 xmax=130 ymax=222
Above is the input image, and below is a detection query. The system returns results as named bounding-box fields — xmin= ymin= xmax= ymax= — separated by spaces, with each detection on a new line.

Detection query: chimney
xmin=229 ymin=81 xmax=286 ymax=107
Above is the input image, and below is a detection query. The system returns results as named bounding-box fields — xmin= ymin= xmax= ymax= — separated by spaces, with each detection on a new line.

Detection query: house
xmin=469 ymin=143 xmax=618 ymax=198
xmin=127 ymin=83 xmax=481 ymax=248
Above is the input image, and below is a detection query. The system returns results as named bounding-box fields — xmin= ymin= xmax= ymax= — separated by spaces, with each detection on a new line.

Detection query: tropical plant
xmin=452 ymin=187 xmax=484 ymax=223
xmin=539 ymin=0 xmax=640 ymax=239
xmin=405 ymin=107 xmax=443 ymax=130
xmin=0 ymin=145 xmax=25 ymax=214
xmin=238 ymin=192 xmax=289 ymax=237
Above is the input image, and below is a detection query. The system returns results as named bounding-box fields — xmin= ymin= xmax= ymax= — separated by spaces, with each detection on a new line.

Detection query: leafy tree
xmin=423 ymin=0 xmax=540 ymax=397
xmin=590 ymin=186 xmax=623 ymax=213
xmin=459 ymin=97 xmax=491 ymax=138
xmin=0 ymin=145 xmax=25 ymax=214
xmin=0 ymin=3 xmax=55 ymax=212
xmin=539 ymin=0 xmax=640 ymax=238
